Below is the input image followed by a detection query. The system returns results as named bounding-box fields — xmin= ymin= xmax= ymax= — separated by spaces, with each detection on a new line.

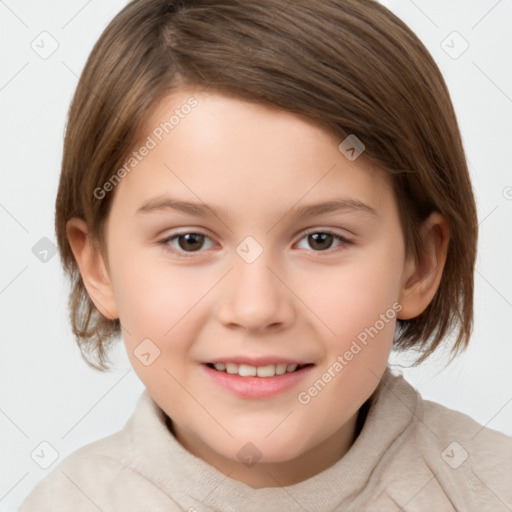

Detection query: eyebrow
xmin=136 ymin=196 xmax=377 ymax=219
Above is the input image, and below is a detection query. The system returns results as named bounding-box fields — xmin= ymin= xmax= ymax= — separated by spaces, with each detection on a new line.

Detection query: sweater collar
xmin=124 ymin=366 xmax=417 ymax=512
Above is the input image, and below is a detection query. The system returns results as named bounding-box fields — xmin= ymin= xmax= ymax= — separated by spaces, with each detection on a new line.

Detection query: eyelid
xmin=299 ymin=227 xmax=353 ymax=240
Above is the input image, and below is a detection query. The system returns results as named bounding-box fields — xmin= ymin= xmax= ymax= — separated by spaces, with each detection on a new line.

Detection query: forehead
xmin=110 ymin=88 xmax=395 ymax=222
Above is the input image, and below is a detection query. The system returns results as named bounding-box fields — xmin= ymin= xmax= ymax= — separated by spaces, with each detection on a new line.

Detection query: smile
xmin=206 ymin=362 xmax=312 ymax=378
xmin=202 ymin=362 xmax=315 ymax=399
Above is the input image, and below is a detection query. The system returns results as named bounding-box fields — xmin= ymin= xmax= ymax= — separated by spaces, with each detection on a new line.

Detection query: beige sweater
xmin=19 ymin=368 xmax=512 ymax=511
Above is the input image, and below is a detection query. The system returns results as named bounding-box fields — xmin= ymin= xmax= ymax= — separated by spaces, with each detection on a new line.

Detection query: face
xmin=100 ymin=87 xmax=410 ymax=486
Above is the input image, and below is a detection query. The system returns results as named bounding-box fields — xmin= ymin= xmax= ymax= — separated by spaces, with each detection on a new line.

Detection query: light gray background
xmin=1 ymin=0 xmax=511 ymax=510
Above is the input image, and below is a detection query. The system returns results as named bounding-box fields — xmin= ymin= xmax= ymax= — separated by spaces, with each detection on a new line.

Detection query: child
xmin=19 ymin=0 xmax=511 ymax=510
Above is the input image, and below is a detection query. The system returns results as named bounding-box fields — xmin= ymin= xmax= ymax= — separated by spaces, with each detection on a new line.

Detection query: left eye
xmin=296 ymin=230 xmax=350 ymax=252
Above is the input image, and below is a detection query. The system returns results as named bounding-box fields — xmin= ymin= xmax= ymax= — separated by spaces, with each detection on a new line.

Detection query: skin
xmin=67 ymin=87 xmax=449 ymax=488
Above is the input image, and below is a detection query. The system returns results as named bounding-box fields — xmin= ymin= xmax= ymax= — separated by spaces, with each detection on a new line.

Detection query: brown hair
xmin=55 ymin=0 xmax=478 ymax=370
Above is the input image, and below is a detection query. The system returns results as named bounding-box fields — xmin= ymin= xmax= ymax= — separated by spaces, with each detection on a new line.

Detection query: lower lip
xmin=201 ymin=364 xmax=315 ymax=399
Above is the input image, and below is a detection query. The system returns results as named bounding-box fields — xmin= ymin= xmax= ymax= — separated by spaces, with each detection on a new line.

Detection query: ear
xmin=397 ymin=212 xmax=450 ymax=320
xmin=66 ymin=218 xmax=119 ymax=320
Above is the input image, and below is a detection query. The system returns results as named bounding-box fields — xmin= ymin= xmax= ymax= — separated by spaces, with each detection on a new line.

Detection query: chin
xmin=212 ymin=432 xmax=310 ymax=465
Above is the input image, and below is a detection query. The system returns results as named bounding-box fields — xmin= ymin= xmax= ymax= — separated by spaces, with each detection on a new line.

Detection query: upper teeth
xmin=213 ymin=362 xmax=299 ymax=377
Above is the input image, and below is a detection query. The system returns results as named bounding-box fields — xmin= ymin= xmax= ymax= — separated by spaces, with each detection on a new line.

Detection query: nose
xmin=216 ymin=250 xmax=296 ymax=333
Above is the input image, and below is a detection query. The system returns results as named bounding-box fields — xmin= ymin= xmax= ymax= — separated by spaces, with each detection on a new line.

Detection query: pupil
xmin=179 ymin=233 xmax=204 ymax=252
xmin=309 ymin=232 xmax=333 ymax=250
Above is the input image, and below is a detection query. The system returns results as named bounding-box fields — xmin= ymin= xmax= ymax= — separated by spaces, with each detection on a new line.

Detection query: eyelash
xmin=158 ymin=229 xmax=353 ymax=259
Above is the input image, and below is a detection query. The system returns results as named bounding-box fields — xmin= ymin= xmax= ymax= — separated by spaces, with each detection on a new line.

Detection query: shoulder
xmin=419 ymin=394 xmax=512 ymax=470
xmin=18 ymin=390 xmax=178 ymax=512
xmin=384 ymin=372 xmax=512 ymax=511
xmin=421 ymin=395 xmax=512 ymax=451
xmin=18 ymin=429 xmax=132 ymax=511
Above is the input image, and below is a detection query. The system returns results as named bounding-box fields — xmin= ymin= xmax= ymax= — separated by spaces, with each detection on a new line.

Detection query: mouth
xmin=204 ymin=362 xmax=315 ymax=378
xmin=201 ymin=361 xmax=316 ymax=399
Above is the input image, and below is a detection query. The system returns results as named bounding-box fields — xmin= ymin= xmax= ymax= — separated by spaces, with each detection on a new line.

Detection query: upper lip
xmin=204 ymin=357 xmax=314 ymax=367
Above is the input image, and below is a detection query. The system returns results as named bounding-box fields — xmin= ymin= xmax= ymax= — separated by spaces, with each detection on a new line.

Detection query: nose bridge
xmin=217 ymin=238 xmax=294 ymax=331
xmin=235 ymin=248 xmax=277 ymax=298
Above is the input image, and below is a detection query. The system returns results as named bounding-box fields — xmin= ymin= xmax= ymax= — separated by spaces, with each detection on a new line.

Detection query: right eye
xmin=159 ymin=232 xmax=216 ymax=258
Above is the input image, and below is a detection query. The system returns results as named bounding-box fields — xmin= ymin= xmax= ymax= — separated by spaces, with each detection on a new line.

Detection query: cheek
xmin=311 ymin=256 xmax=402 ymax=341
xmin=108 ymin=245 xmax=209 ymax=347
xmin=300 ymin=241 xmax=403 ymax=394
xmin=110 ymin=253 xmax=211 ymax=404
xmin=293 ymin=260 xmax=400 ymax=440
